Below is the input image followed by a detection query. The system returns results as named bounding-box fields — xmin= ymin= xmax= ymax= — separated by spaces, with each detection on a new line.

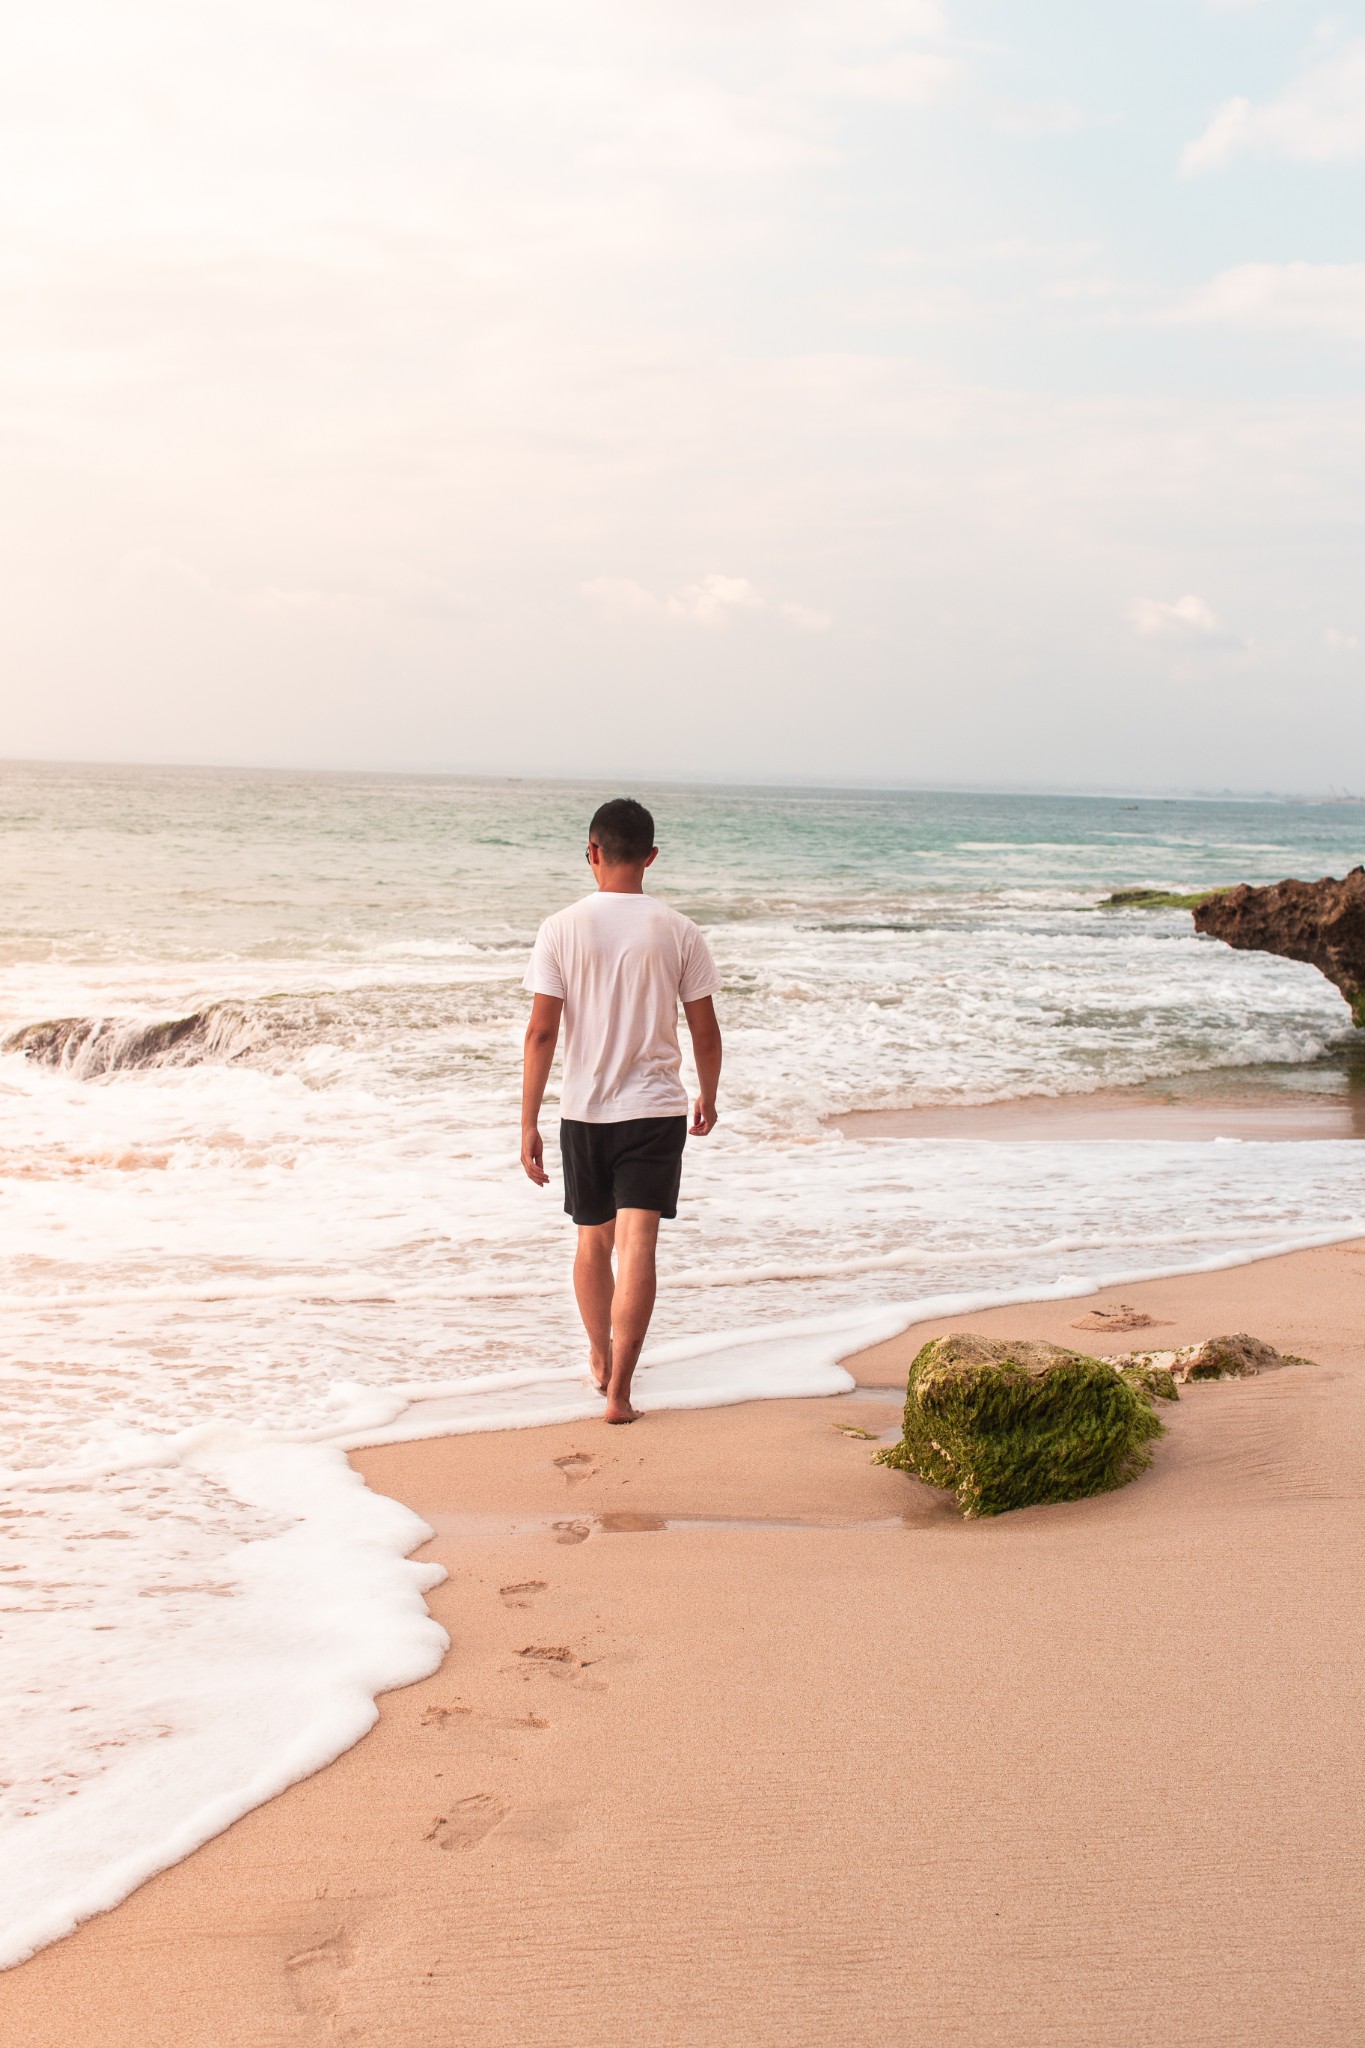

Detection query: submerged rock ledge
xmin=1102 ymin=886 xmax=1229 ymax=911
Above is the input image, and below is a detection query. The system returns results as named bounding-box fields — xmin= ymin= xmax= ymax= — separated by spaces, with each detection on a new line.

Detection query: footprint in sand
xmin=499 ymin=1579 xmax=547 ymax=1608
xmin=1071 ymin=1304 xmax=1173 ymax=1333
xmin=553 ymin=1452 xmax=595 ymax=1484
xmin=512 ymin=1643 xmax=607 ymax=1692
xmin=496 ymin=1799 xmax=582 ymax=1847
xmin=552 ymin=1519 xmax=590 ymax=1544
xmin=283 ymin=1924 xmax=354 ymax=2017
xmin=424 ymin=1793 xmax=509 ymax=1851
xmin=422 ymin=1702 xmax=472 ymax=1727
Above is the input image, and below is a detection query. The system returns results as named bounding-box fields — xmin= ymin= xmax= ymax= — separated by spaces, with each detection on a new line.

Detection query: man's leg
xmin=605 ymin=1207 xmax=660 ymax=1424
xmin=573 ymin=1220 xmax=616 ymax=1392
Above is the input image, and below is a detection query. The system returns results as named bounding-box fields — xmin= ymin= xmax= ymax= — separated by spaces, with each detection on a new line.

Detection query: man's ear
xmin=644 ymin=847 xmax=659 ymax=868
xmin=587 ymin=841 xmax=601 ymax=867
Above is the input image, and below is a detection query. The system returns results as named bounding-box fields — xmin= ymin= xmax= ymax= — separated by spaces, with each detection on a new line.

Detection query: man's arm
xmin=683 ymin=995 xmax=722 ymax=1136
xmin=521 ymin=993 xmax=564 ymax=1185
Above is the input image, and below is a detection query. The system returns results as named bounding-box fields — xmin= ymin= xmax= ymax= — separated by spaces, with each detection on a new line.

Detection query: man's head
xmin=588 ymin=797 xmax=657 ymax=873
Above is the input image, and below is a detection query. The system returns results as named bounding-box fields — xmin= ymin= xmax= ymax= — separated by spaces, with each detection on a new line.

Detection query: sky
xmin=2 ymin=0 xmax=1363 ymax=791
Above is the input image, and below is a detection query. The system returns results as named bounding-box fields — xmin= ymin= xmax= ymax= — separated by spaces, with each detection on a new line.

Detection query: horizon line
xmin=0 ymin=753 xmax=1354 ymax=808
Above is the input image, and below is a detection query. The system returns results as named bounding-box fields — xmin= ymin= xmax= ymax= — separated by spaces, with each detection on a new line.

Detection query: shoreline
xmin=828 ymin=1065 xmax=1365 ymax=1143
xmin=5 ymin=1234 xmax=1365 ymax=2043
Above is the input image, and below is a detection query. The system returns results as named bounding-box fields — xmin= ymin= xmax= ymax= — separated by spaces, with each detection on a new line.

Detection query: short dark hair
xmin=589 ymin=797 xmax=655 ymax=865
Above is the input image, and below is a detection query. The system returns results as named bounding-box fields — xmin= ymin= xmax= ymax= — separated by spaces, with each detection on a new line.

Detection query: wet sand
xmin=4 ymin=1239 xmax=1365 ymax=2045
xmin=830 ymin=1074 xmax=1365 ymax=1142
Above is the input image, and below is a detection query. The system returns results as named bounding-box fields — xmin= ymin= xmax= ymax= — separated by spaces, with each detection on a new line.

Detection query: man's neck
xmin=595 ymin=866 xmax=648 ymax=895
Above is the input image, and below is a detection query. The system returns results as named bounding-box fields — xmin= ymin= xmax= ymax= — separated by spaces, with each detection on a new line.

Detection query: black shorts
xmin=559 ymin=1115 xmax=688 ymax=1226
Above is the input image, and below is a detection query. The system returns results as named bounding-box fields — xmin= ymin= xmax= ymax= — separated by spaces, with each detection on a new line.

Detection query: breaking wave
xmin=4 ymin=1003 xmax=265 ymax=1076
xmin=2 ymin=981 xmax=515 ymax=1082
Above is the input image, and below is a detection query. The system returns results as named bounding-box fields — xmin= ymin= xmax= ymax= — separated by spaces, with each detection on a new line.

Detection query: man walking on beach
xmin=520 ymin=799 xmax=722 ymax=1424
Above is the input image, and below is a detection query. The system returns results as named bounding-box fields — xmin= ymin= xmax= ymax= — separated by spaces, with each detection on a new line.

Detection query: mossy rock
xmin=1101 ymin=887 xmax=1231 ymax=911
xmin=874 ymin=1333 xmax=1165 ymax=1519
xmin=1112 ymin=1332 xmax=1313 ymax=1385
xmin=1116 ymin=1360 xmax=1180 ymax=1403
xmin=1170 ymin=1331 xmax=1313 ymax=1381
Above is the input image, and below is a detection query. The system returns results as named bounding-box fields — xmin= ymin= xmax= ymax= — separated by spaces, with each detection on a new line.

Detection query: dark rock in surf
xmin=3 ymin=1005 xmax=254 ymax=1076
xmin=1193 ymin=867 xmax=1365 ymax=1027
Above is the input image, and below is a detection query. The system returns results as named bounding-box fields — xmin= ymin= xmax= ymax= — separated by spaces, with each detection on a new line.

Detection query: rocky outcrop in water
xmin=874 ymin=1333 xmax=1165 ymax=1519
xmin=3 ymin=986 xmax=423 ymax=1080
xmin=4 ymin=1004 xmax=256 ymax=1077
xmin=1193 ymin=867 xmax=1365 ymax=1027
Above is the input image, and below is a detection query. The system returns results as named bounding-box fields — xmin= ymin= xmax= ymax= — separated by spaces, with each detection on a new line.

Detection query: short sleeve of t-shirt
xmin=523 ymin=920 xmax=565 ymax=999
xmin=678 ymin=922 xmax=722 ymax=1003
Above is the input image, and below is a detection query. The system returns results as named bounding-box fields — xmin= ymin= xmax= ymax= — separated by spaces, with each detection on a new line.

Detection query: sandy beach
xmin=4 ymin=1234 xmax=1364 ymax=2046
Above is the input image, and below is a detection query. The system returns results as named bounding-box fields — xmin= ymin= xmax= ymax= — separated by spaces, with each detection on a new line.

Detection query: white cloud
xmin=577 ymin=577 xmax=659 ymax=621
xmin=779 ymin=600 xmax=836 ymax=631
xmin=669 ymin=574 xmax=764 ymax=624
xmin=573 ymin=0 xmax=959 ymax=172
xmin=1182 ymin=35 xmax=1365 ymax=172
xmin=1171 ymin=262 xmax=1365 ymax=338
xmin=829 ymin=51 xmax=957 ymax=103
xmin=1128 ymin=594 xmax=1242 ymax=647
xmin=582 ymin=573 xmax=830 ymax=629
xmin=580 ymin=574 xmax=760 ymax=625
xmin=1326 ymin=627 xmax=1361 ymax=653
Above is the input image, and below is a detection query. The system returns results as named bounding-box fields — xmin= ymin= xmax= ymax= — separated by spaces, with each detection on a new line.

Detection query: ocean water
xmin=3 ymin=760 xmax=1364 ymax=1964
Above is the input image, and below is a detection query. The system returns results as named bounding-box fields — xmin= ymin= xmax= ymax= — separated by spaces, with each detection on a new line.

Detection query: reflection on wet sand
xmin=830 ymin=1048 xmax=1365 ymax=1143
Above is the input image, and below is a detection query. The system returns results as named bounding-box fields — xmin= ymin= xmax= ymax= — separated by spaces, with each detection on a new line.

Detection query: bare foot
xmin=590 ymin=1342 xmax=612 ymax=1394
xmin=604 ymin=1400 xmax=639 ymax=1425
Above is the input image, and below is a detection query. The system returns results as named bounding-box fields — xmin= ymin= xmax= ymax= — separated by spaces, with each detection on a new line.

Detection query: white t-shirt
xmin=523 ymin=893 xmax=721 ymax=1123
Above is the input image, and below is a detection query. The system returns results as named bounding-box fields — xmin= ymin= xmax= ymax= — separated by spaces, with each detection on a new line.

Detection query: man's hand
xmin=521 ymin=1124 xmax=549 ymax=1185
xmin=683 ymin=997 xmax=722 ymax=1138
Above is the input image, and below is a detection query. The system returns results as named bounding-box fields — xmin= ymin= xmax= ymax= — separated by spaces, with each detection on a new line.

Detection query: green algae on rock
xmin=1101 ymin=887 xmax=1231 ymax=911
xmin=1113 ymin=1359 xmax=1180 ymax=1403
xmin=875 ymin=1333 xmax=1165 ymax=1519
